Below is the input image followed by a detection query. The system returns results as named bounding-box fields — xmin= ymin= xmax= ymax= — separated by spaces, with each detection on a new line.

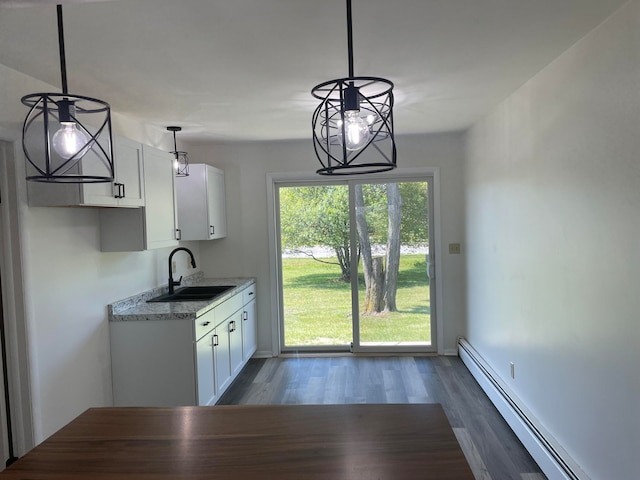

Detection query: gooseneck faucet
xmin=168 ymin=247 xmax=197 ymax=294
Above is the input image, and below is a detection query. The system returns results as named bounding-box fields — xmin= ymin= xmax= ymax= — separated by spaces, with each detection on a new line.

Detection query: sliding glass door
xmin=278 ymin=184 xmax=352 ymax=349
xmin=276 ymin=177 xmax=435 ymax=353
xmin=353 ymin=181 xmax=432 ymax=351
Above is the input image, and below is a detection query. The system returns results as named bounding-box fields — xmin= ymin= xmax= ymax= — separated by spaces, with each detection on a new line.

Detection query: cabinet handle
xmin=121 ymin=183 xmax=126 ymax=198
xmin=176 ymin=228 xmax=182 ymax=240
xmin=248 ymin=291 xmax=254 ymax=296
xmin=210 ymin=225 xmax=215 ymax=236
xmin=212 ymin=334 xmax=219 ymax=347
xmin=229 ymin=320 xmax=236 ymax=333
xmin=113 ymin=183 xmax=122 ymax=199
xmin=243 ymin=311 xmax=248 ymax=321
xmin=201 ymin=321 xmax=210 ymax=327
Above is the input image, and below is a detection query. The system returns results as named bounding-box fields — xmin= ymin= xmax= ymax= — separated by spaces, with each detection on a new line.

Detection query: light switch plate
xmin=449 ymin=243 xmax=461 ymax=254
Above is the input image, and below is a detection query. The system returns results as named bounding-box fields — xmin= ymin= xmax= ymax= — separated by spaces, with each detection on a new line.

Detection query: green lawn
xmin=282 ymin=254 xmax=431 ymax=346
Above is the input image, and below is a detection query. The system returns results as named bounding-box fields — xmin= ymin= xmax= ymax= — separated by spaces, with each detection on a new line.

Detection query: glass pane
xmin=355 ymin=182 xmax=431 ymax=346
xmin=279 ymin=185 xmax=352 ymax=347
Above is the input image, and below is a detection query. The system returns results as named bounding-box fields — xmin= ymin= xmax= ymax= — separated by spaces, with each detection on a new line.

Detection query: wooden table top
xmin=1 ymin=404 xmax=474 ymax=479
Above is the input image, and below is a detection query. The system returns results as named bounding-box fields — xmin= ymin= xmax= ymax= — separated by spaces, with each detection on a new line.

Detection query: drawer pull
xmin=201 ymin=321 xmax=210 ymax=327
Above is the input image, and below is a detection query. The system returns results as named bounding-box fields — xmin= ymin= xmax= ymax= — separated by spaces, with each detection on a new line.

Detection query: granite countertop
xmin=108 ymin=273 xmax=256 ymax=321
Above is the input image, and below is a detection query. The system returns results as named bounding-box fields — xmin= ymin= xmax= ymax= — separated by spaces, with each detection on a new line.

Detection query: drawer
xmin=194 ymin=309 xmax=216 ymax=341
xmin=243 ymin=283 xmax=256 ymax=304
xmin=214 ymin=293 xmax=243 ymax=322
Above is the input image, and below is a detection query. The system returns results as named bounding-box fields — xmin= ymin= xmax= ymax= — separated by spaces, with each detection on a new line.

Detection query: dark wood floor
xmin=219 ymin=355 xmax=546 ymax=480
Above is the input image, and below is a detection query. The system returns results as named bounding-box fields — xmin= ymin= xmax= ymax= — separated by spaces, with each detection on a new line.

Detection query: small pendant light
xmin=22 ymin=4 xmax=114 ymax=183
xmin=167 ymin=126 xmax=189 ymax=177
xmin=311 ymin=0 xmax=396 ymax=175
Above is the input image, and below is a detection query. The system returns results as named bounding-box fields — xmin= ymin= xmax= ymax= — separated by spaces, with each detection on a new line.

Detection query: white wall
xmin=464 ymin=2 xmax=640 ymax=479
xmin=0 ymin=63 xmax=201 ymax=444
xmin=187 ymin=133 xmax=467 ymax=356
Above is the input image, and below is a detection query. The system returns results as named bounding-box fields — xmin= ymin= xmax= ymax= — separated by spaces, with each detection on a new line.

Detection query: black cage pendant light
xmin=21 ymin=4 xmax=114 ymax=183
xmin=311 ymin=0 xmax=396 ymax=175
xmin=167 ymin=126 xmax=189 ymax=177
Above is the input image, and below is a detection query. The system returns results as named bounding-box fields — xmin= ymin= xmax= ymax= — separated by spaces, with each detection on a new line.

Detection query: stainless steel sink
xmin=147 ymin=285 xmax=235 ymax=303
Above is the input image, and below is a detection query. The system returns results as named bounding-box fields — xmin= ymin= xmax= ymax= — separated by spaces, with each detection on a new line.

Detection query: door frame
xmin=0 ymin=131 xmax=35 ymax=460
xmin=267 ymin=167 xmax=444 ymax=355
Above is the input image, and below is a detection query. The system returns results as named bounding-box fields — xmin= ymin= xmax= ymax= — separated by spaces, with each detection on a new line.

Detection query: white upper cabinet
xmin=141 ymin=145 xmax=179 ymax=249
xmin=176 ymin=164 xmax=227 ymax=240
xmin=99 ymin=145 xmax=178 ymax=251
xmin=27 ymin=135 xmax=145 ymax=208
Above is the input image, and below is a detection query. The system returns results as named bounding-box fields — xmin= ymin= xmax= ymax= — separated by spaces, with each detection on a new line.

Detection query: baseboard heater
xmin=458 ymin=338 xmax=589 ymax=480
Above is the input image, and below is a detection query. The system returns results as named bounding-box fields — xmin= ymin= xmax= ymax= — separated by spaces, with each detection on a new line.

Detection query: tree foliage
xmin=279 ymin=182 xmax=429 ymax=287
xmin=280 ymin=185 xmax=352 ymax=279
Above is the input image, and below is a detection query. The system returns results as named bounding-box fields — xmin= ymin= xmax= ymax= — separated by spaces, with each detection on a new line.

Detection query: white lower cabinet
xmin=229 ymin=311 xmax=244 ymax=377
xmin=195 ymin=321 xmax=216 ymax=406
xmin=242 ymin=284 xmax=257 ymax=362
xmin=213 ymin=321 xmax=233 ymax=396
xmin=111 ymin=282 xmax=256 ymax=407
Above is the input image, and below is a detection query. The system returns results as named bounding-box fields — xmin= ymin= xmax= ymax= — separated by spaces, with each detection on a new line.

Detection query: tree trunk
xmin=384 ymin=183 xmax=402 ymax=312
xmin=334 ymin=244 xmax=351 ymax=281
xmin=364 ymin=257 xmax=385 ymax=313
xmin=355 ymin=185 xmax=385 ymax=314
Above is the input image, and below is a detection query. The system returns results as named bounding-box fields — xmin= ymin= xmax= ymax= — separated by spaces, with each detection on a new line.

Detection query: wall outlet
xmin=172 ymin=260 xmax=177 ymax=273
xmin=449 ymin=243 xmax=461 ymax=254
xmin=510 ymin=362 xmax=515 ymax=379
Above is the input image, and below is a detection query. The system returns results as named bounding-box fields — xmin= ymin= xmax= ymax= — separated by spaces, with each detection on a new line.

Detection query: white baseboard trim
xmin=458 ymin=338 xmax=589 ymax=480
xmin=254 ymin=350 xmax=274 ymax=359
xmin=443 ymin=348 xmax=459 ymax=356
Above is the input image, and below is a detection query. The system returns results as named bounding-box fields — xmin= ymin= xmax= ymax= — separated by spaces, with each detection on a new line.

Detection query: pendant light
xmin=167 ymin=126 xmax=189 ymax=177
xmin=21 ymin=4 xmax=114 ymax=183
xmin=312 ymin=0 xmax=396 ymax=175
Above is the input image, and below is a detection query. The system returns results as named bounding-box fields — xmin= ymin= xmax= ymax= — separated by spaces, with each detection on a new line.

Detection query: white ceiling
xmin=0 ymin=0 xmax=627 ymax=143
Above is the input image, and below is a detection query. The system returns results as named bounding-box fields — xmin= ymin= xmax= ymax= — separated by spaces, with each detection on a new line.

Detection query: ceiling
xmin=0 ymin=0 xmax=627 ymax=143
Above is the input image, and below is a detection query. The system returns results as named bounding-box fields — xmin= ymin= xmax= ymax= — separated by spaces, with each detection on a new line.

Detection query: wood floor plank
xmin=218 ymin=356 xmax=547 ymax=480
xmin=453 ymin=427 xmax=493 ymax=480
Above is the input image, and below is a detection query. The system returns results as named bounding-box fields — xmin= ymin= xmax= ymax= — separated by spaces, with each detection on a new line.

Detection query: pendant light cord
xmin=346 ymin=0 xmax=354 ymax=78
xmin=56 ymin=4 xmax=68 ymax=95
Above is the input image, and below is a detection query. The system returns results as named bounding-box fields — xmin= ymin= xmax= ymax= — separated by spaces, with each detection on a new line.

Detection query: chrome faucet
xmin=168 ymin=247 xmax=197 ymax=294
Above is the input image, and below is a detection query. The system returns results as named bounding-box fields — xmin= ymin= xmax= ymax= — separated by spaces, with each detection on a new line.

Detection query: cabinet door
xmin=229 ymin=312 xmax=244 ymax=377
xmin=83 ymin=136 xmax=144 ymax=207
xmin=175 ymin=164 xmax=208 ymax=240
xmin=114 ymin=136 xmax=145 ymax=207
xmin=142 ymin=145 xmax=179 ymax=249
xmin=207 ymin=167 xmax=227 ymax=239
xmin=242 ymin=299 xmax=257 ymax=362
xmin=196 ymin=333 xmax=216 ymax=406
xmin=213 ymin=325 xmax=232 ymax=395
